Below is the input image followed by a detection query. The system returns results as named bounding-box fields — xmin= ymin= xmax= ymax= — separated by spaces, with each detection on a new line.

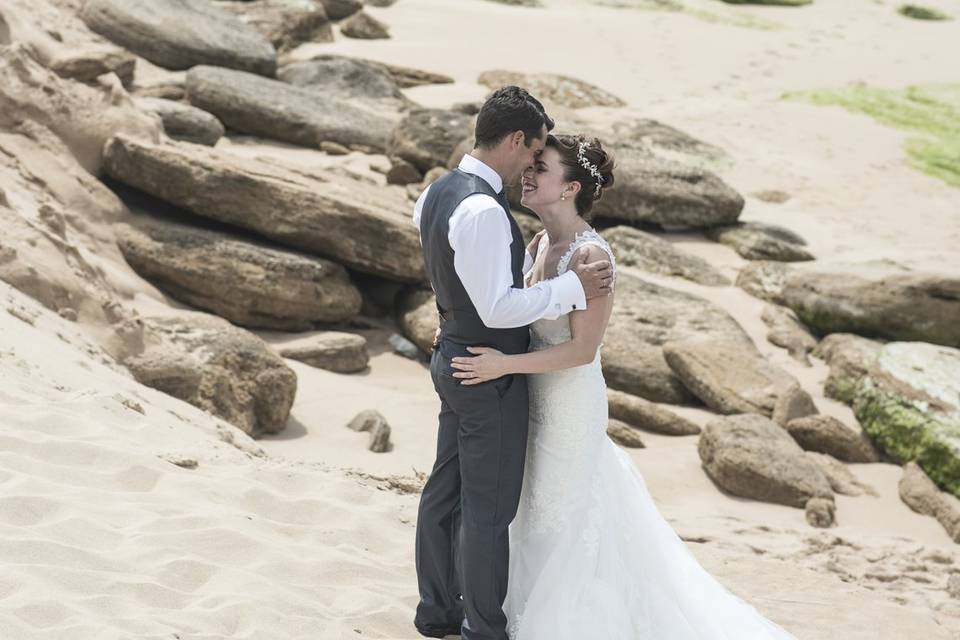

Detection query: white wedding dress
xmin=503 ymin=229 xmax=797 ymax=640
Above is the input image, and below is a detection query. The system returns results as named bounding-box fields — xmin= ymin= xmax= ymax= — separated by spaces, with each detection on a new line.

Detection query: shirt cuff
xmin=543 ymin=270 xmax=587 ymax=319
xmin=522 ymin=250 xmax=534 ymax=275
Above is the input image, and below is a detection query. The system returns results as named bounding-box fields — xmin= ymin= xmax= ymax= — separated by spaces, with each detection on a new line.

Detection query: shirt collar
xmin=458 ymin=154 xmax=503 ymax=193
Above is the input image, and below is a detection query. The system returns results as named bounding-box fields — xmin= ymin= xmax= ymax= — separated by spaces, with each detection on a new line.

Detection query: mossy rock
xmin=854 ymin=380 xmax=960 ymax=498
xmin=898 ymin=5 xmax=951 ymax=20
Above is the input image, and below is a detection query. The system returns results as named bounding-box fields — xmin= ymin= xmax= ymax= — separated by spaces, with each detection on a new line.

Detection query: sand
xmin=3 ymin=0 xmax=960 ymax=638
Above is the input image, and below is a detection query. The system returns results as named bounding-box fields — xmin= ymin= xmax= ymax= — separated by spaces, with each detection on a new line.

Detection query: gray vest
xmin=420 ymin=168 xmax=530 ymax=356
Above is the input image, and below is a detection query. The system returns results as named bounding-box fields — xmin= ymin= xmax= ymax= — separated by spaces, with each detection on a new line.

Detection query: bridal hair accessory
xmin=577 ymin=141 xmax=605 ymax=196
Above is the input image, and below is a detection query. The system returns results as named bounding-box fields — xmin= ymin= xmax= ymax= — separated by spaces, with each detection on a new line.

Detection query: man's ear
xmin=511 ymin=130 xmax=525 ymax=149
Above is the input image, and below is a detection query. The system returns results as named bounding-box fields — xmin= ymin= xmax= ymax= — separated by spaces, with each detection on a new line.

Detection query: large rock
xmin=0 ymin=44 xmax=160 ymax=173
xmin=0 ymin=0 xmax=136 ymax=85
xmin=477 ymin=69 xmax=626 ymax=109
xmin=736 ymin=260 xmax=790 ymax=305
xmin=278 ymin=55 xmax=415 ymax=115
xmin=662 ymin=341 xmax=799 ymax=416
xmin=397 ymin=287 xmax=438 ymax=355
xmin=704 ymin=222 xmax=814 ymax=262
xmin=274 ymin=331 xmax=369 ymax=373
xmin=698 ymin=414 xmax=835 ymax=520
xmin=125 ymin=312 xmax=298 ymax=437
xmin=812 ymin=333 xmax=883 ymax=404
xmin=116 ymin=212 xmax=362 ymax=331
xmin=318 ymin=0 xmax=362 ymax=20
xmin=102 ymin=135 xmax=425 ymax=282
xmin=340 ymin=10 xmax=390 ymax=39
xmin=607 ymin=389 xmax=701 ymax=435
xmin=134 ymin=97 xmax=225 ymax=146
xmin=375 ymin=60 xmax=453 ymax=89
xmin=586 ymin=119 xmax=743 ymax=229
xmin=607 ymin=419 xmax=646 ymax=448
xmin=806 ymin=452 xmax=878 ymax=497
xmin=783 ymin=268 xmax=960 ymax=348
xmin=215 ymin=0 xmax=333 ymax=52
xmin=600 ymin=225 xmax=730 ymax=286
xmin=387 ymin=109 xmax=474 ymax=173
xmin=899 ymin=461 xmax=960 ymax=543
xmin=602 ymin=273 xmax=753 ymax=404
xmin=853 ymin=341 xmax=960 ymax=497
xmin=762 ymin=304 xmax=818 ymax=364
xmin=80 ymin=0 xmax=277 ymax=76
xmin=186 ymin=65 xmax=394 ymax=151
xmin=786 ymin=415 xmax=881 ymax=463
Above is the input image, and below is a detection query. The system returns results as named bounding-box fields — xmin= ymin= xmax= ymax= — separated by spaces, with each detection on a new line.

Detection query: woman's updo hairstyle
xmin=545 ymin=134 xmax=615 ymax=219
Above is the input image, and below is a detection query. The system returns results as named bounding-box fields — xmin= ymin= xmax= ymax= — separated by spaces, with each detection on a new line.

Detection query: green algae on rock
xmin=898 ymin=4 xmax=951 ymax=20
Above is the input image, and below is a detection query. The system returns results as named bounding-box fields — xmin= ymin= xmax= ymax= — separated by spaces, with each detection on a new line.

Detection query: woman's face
xmin=520 ymin=146 xmax=573 ymax=212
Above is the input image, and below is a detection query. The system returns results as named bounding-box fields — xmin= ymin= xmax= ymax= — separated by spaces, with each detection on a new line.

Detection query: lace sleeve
xmin=556 ymin=230 xmax=617 ymax=291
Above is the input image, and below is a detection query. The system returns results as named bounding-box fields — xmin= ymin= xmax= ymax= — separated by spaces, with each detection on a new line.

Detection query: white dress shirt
xmin=412 ymin=154 xmax=586 ymax=329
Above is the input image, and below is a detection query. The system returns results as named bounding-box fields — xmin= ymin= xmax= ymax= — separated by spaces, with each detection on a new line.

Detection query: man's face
xmin=509 ymin=125 xmax=547 ymax=186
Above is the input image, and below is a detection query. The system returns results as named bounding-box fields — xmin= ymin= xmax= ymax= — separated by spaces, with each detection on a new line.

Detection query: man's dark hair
xmin=474 ymin=86 xmax=555 ymax=150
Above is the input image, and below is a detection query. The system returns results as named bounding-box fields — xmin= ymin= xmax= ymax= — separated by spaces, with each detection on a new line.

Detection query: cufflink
xmin=572 ymin=304 xmax=578 ymax=309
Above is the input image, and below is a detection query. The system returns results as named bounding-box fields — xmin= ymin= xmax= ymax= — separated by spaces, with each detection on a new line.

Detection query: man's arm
xmin=450 ymin=196 xmax=587 ymax=329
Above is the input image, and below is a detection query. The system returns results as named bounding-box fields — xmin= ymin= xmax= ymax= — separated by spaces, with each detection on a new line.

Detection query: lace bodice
xmin=528 ymin=228 xmax=616 ymax=352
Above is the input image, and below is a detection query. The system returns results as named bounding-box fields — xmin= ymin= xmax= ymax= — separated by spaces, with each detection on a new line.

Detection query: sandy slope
xmin=1 ymin=278 xmax=956 ymax=639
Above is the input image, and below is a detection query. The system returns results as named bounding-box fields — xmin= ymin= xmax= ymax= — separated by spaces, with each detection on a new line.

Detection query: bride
xmin=450 ymin=134 xmax=798 ymax=640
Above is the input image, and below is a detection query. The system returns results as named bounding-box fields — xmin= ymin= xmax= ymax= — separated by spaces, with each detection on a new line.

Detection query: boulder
xmin=783 ymin=268 xmax=960 ymax=348
xmin=387 ymin=108 xmax=474 ymax=173
xmin=477 ymin=69 xmax=626 ymax=109
xmin=80 ymin=0 xmax=277 ymax=76
xmin=115 ymin=212 xmax=362 ymax=331
xmin=397 ymin=288 xmax=438 ymax=355
xmin=805 ymin=452 xmax=879 ymax=497
xmin=318 ymin=0 xmax=362 ymax=20
xmin=771 ymin=382 xmax=818 ymax=426
xmin=736 ymin=260 xmax=791 ymax=305
xmin=602 ymin=273 xmax=753 ymax=404
xmin=585 ymin=119 xmax=743 ymax=229
xmin=698 ymin=414 xmax=835 ymax=519
xmin=601 ymin=225 xmax=730 ymax=286
xmin=215 ymin=0 xmax=333 ymax=52
xmin=0 ymin=0 xmax=135 ymax=85
xmin=762 ymin=304 xmax=818 ymax=364
xmin=102 ymin=135 xmax=425 ymax=282
xmin=899 ymin=461 xmax=960 ymax=543
xmin=607 ymin=419 xmax=646 ymax=448
xmin=663 ymin=341 xmax=799 ymax=416
xmin=347 ymin=409 xmax=393 ymax=452
xmin=340 ymin=10 xmax=390 ymax=39
xmin=386 ymin=158 xmax=423 ymax=185
xmin=134 ymin=97 xmax=225 ymax=146
xmin=786 ymin=415 xmax=881 ymax=463
xmin=186 ymin=65 xmax=394 ymax=151
xmin=607 ymin=389 xmax=701 ymax=436
xmin=705 ymin=221 xmax=814 ymax=262
xmin=812 ymin=333 xmax=883 ymax=404
xmin=126 ymin=312 xmax=298 ymax=437
xmin=275 ymin=331 xmax=369 ymax=373
xmin=376 ymin=61 xmax=453 ymax=89
xmin=853 ymin=341 xmax=960 ymax=497
xmin=277 ymin=54 xmax=415 ymax=115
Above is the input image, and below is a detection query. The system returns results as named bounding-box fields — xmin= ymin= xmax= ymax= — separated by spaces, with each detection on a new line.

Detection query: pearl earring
xmin=561 ymin=193 xmax=567 ymax=200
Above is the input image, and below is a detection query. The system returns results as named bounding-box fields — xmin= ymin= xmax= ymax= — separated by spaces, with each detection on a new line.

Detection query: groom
xmin=412 ymin=86 xmax=613 ymax=640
